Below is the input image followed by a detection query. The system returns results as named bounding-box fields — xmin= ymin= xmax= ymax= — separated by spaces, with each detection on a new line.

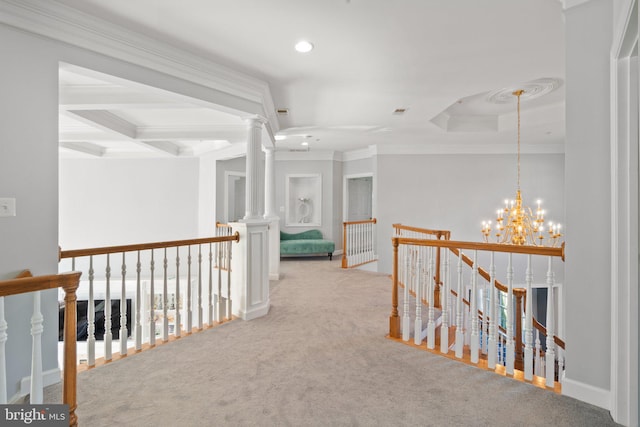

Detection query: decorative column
xmin=264 ymin=146 xmax=280 ymax=280
xmin=243 ymin=116 xmax=266 ymax=221
xmin=230 ymin=116 xmax=270 ymax=320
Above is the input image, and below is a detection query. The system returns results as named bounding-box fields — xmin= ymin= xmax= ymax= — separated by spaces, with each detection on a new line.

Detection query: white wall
xmin=198 ymin=152 xmax=218 ymax=237
xmin=563 ymin=0 xmax=613 ymax=407
xmin=60 ymin=158 xmax=200 ymax=249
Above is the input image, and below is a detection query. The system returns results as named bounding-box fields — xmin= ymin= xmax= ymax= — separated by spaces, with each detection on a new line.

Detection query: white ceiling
xmin=55 ymin=0 xmax=565 ymax=157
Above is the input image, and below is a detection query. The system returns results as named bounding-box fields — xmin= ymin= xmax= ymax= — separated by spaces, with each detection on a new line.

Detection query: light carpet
xmin=48 ymin=257 xmax=618 ymax=426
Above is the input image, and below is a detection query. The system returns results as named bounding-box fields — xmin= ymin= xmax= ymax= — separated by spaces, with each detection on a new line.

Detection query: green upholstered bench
xmin=280 ymin=230 xmax=335 ymax=260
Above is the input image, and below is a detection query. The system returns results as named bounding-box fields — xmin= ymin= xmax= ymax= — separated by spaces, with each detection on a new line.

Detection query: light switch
xmin=0 ymin=198 xmax=16 ymax=217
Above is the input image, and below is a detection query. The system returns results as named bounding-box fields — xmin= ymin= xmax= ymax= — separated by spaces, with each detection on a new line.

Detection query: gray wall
xmin=564 ymin=0 xmax=612 ymax=393
xmin=375 ymin=153 xmax=565 ymax=274
xmin=0 ymin=24 xmax=60 ymax=400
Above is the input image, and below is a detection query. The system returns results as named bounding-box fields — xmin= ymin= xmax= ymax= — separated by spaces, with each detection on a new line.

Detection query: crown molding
xmin=373 ymin=143 xmax=565 ymax=156
xmin=275 ymin=150 xmax=339 ymax=162
xmin=0 ymin=0 xmax=279 ymax=129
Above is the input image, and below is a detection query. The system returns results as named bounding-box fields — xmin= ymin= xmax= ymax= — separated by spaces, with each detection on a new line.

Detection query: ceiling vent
xmin=393 ymin=108 xmax=407 ymax=115
xmin=276 ymin=108 xmax=289 ymax=116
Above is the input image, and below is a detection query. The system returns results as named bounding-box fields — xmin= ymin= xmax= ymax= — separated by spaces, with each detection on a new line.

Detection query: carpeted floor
xmin=49 ymin=257 xmax=618 ymax=426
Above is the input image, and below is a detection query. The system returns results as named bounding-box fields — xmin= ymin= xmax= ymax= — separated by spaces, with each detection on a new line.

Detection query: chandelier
xmin=481 ymin=89 xmax=563 ymax=247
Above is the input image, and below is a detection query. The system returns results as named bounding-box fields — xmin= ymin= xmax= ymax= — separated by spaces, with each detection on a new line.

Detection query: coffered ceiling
xmin=54 ymin=0 xmax=565 ymax=157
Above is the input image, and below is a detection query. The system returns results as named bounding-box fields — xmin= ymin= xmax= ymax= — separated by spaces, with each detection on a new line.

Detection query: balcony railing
xmin=389 ymin=226 xmax=565 ymax=389
xmin=342 ymin=218 xmax=377 ymax=268
xmin=58 ymin=233 xmax=239 ymax=369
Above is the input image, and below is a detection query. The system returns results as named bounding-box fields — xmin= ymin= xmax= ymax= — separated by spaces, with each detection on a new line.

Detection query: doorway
xmin=225 ymin=172 xmax=246 ymax=222
xmin=344 ymin=174 xmax=373 ymax=222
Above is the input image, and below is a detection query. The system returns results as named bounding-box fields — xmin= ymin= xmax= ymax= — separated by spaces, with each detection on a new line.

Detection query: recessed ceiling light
xmin=275 ymin=135 xmax=287 ymax=141
xmin=295 ymin=40 xmax=314 ymax=53
xmin=276 ymin=108 xmax=289 ymax=115
xmin=301 ymin=142 xmax=309 ymax=146
xmin=393 ymin=108 xmax=407 ymax=114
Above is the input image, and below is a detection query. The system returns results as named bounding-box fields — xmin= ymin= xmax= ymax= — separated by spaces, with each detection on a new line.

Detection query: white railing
xmin=389 ymin=234 xmax=566 ymax=389
xmin=392 ymin=224 xmax=450 ymax=309
xmin=58 ymin=232 xmax=239 ymax=368
xmin=342 ymin=219 xmax=377 ymax=268
xmin=0 ymin=270 xmax=81 ymax=425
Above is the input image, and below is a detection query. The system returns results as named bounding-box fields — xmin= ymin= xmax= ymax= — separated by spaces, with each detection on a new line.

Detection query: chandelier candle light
xmin=481 ymin=89 xmax=563 ymax=247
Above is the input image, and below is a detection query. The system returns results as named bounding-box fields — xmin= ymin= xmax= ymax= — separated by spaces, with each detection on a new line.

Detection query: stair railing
xmin=58 ymin=232 xmax=239 ymax=369
xmin=389 ymin=234 xmax=565 ymax=388
xmin=342 ymin=218 xmax=377 ymax=268
xmin=0 ymin=270 xmax=81 ymax=426
xmin=392 ymin=224 xmax=450 ymax=308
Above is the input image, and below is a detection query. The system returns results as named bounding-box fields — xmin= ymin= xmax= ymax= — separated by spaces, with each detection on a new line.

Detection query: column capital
xmin=243 ymin=115 xmax=268 ymax=128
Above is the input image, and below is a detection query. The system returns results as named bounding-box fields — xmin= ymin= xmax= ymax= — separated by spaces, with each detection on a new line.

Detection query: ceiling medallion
xmin=485 ymin=78 xmax=562 ymax=104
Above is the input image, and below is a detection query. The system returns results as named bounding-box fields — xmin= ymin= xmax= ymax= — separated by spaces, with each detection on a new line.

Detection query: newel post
xmin=62 ymin=273 xmax=81 ymax=427
xmin=389 ymin=238 xmax=400 ymax=338
xmin=342 ymin=222 xmax=348 ymax=269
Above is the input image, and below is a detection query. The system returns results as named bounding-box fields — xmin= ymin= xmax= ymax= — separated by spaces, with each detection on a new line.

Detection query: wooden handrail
xmin=216 ymin=221 xmax=232 ymax=228
xmin=0 ymin=271 xmax=81 ymax=426
xmin=392 ymin=223 xmax=451 ymax=240
xmin=344 ymin=218 xmax=377 ymax=226
xmin=394 ymin=237 xmax=565 ymax=259
xmin=60 ymin=233 xmax=240 ymax=259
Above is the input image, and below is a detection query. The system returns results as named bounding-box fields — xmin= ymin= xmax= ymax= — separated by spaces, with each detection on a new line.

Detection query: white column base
xmin=230 ymin=221 xmax=270 ymax=321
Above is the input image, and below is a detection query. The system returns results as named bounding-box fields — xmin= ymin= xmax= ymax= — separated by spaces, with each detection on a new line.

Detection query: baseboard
xmin=562 ymin=376 xmax=611 ymax=410
xmin=236 ymin=300 xmax=270 ymax=321
xmin=269 ymin=273 xmax=281 ymax=280
xmin=9 ymin=368 xmax=62 ymax=403
xmin=333 ymin=249 xmax=343 ymax=256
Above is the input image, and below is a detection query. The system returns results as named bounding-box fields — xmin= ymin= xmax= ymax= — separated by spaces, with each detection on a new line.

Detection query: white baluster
xmin=545 ymin=256 xmax=556 ymax=388
xmin=175 ymin=248 xmax=181 ymax=338
xmin=163 ymin=248 xmax=169 ymax=342
xmin=149 ymin=250 xmax=156 ymax=347
xmin=558 ymin=347 xmax=564 ymax=383
xmin=402 ymin=251 xmax=411 ymax=342
xmin=187 ymin=246 xmax=192 ymax=333
xmin=87 ymin=256 xmax=96 ymax=366
xmin=30 ymin=292 xmax=43 ymax=404
xmin=197 ymin=245 xmax=203 ymax=330
xmin=226 ymin=240 xmax=233 ymax=319
xmin=506 ymin=253 xmax=515 ymax=375
xmin=105 ymin=254 xmax=112 ymax=361
xmin=470 ymin=250 xmax=480 ymax=364
xmin=427 ymin=247 xmax=436 ymax=350
xmin=120 ymin=253 xmax=128 ymax=355
xmin=414 ymin=254 xmax=423 ymax=346
xmin=216 ymin=242 xmax=223 ymax=322
xmin=135 ymin=251 xmax=142 ymax=351
xmin=524 ymin=254 xmax=534 ymax=381
xmin=487 ymin=252 xmax=497 ymax=369
xmin=535 ymin=328 xmax=541 ymax=376
xmin=0 ymin=297 xmax=6 ymax=404
xmin=209 ymin=243 xmax=215 ymax=325
xmin=455 ymin=250 xmax=464 ymax=358
xmin=440 ymin=249 xmax=450 ymax=354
